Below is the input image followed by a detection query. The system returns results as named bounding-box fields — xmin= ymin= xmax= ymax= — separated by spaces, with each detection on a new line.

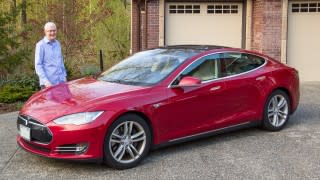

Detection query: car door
xmin=155 ymin=54 xmax=228 ymax=142
xmin=217 ymin=52 xmax=267 ymax=126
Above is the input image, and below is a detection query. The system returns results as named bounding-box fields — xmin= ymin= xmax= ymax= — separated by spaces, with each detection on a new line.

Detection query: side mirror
xmin=177 ymin=76 xmax=201 ymax=87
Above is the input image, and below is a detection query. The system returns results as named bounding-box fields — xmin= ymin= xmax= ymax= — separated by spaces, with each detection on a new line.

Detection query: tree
xmin=0 ymin=7 xmax=28 ymax=77
xmin=95 ymin=0 xmax=131 ymax=69
xmin=0 ymin=0 xmax=130 ymax=78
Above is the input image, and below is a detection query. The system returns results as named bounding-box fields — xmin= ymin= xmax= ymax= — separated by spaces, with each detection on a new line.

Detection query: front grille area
xmin=17 ymin=115 xmax=53 ymax=144
xmin=22 ymin=139 xmax=51 ymax=153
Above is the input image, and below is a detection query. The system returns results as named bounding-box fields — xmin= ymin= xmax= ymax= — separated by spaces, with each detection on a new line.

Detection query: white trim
xmin=245 ymin=0 xmax=252 ymax=50
xmin=130 ymin=0 xmax=133 ymax=54
xmin=159 ymin=0 xmax=165 ymax=46
xmin=281 ymin=0 xmax=288 ymax=64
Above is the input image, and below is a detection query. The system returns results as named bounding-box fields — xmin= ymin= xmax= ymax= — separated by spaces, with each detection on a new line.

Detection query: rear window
xmin=220 ymin=53 xmax=266 ymax=77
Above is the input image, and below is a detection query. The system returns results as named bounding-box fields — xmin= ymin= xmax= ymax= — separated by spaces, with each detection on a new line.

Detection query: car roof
xmin=160 ymin=45 xmax=230 ymax=51
xmin=158 ymin=45 xmax=270 ymax=60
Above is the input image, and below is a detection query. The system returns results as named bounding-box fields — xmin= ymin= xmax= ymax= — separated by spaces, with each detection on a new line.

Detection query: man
xmin=35 ymin=22 xmax=67 ymax=89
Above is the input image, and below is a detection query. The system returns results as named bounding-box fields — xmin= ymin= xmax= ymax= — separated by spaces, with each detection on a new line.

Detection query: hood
xmin=20 ymin=77 xmax=151 ymax=123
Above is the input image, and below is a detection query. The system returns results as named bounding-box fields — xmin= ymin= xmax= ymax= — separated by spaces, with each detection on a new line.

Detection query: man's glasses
xmin=46 ymin=30 xmax=56 ymax=33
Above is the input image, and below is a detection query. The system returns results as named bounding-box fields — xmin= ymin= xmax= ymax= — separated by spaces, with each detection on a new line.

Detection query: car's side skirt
xmin=152 ymin=120 xmax=261 ymax=150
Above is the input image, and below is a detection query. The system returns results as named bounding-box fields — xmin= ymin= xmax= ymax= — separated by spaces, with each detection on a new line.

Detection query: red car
xmin=17 ymin=45 xmax=299 ymax=169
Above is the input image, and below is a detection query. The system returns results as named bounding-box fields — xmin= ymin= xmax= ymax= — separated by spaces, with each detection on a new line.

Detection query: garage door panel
xmin=165 ymin=3 xmax=242 ymax=47
xmin=288 ymin=1 xmax=320 ymax=81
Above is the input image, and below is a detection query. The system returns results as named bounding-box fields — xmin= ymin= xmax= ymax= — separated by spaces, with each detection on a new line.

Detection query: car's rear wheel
xmin=104 ymin=114 xmax=151 ymax=169
xmin=262 ymin=90 xmax=290 ymax=131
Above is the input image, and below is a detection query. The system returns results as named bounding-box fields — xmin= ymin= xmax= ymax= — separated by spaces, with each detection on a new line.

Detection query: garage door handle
xmin=256 ymin=76 xmax=266 ymax=81
xmin=210 ymin=86 xmax=221 ymax=91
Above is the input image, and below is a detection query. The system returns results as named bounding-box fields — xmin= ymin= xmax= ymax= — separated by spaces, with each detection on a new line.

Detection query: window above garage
xmin=207 ymin=4 xmax=239 ymax=14
xmin=292 ymin=2 xmax=320 ymax=13
xmin=169 ymin=4 xmax=200 ymax=14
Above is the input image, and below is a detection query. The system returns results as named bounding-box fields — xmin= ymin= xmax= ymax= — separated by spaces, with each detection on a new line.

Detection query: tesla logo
xmin=25 ymin=117 xmax=30 ymax=126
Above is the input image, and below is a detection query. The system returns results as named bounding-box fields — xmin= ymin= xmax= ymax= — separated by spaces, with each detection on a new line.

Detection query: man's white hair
xmin=44 ymin=22 xmax=57 ymax=30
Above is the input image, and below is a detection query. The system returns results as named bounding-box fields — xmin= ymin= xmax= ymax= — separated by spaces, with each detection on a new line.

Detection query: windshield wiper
xmin=103 ymin=79 xmax=138 ymax=85
xmin=104 ymin=79 xmax=124 ymax=84
xmin=100 ymin=78 xmax=152 ymax=86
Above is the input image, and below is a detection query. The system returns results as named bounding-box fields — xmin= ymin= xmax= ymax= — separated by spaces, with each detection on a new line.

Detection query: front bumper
xmin=17 ymin=136 xmax=102 ymax=161
xmin=16 ymin=112 xmax=115 ymax=160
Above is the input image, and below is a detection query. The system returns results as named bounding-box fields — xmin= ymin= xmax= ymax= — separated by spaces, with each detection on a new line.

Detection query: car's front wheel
xmin=262 ymin=90 xmax=290 ymax=131
xmin=104 ymin=114 xmax=151 ymax=169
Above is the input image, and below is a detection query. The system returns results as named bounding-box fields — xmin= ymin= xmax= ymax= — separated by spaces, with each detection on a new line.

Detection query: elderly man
xmin=35 ymin=22 xmax=67 ymax=89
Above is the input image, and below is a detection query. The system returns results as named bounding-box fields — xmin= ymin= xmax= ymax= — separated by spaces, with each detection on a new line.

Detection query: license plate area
xmin=19 ymin=124 xmax=31 ymax=141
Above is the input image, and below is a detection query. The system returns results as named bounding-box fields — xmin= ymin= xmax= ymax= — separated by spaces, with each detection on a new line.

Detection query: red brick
xmin=251 ymin=0 xmax=282 ymax=60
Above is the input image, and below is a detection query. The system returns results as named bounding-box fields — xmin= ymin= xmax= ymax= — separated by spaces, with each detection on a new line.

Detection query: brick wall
xmin=263 ymin=1 xmax=282 ymax=60
xmin=131 ymin=0 xmax=159 ymax=54
xmin=147 ymin=0 xmax=160 ymax=49
xmin=131 ymin=0 xmax=140 ymax=53
xmin=251 ymin=0 xmax=264 ymax=52
xmin=251 ymin=0 xmax=282 ymax=60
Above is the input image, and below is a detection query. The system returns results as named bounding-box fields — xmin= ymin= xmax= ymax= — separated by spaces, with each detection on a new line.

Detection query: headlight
xmin=53 ymin=111 xmax=104 ymax=125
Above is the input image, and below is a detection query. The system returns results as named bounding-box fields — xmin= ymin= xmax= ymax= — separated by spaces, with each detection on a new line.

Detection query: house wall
xmin=131 ymin=0 xmax=159 ymax=53
xmin=131 ymin=0 xmax=140 ymax=53
xmin=147 ymin=0 xmax=160 ymax=49
xmin=251 ymin=0 xmax=282 ymax=60
xmin=131 ymin=0 xmax=284 ymax=61
xmin=263 ymin=0 xmax=282 ymax=60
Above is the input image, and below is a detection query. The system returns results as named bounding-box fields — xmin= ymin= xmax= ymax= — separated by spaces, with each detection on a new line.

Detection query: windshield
xmin=98 ymin=48 xmax=202 ymax=86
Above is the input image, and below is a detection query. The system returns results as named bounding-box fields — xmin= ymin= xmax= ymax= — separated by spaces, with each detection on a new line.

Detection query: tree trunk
xmin=9 ymin=0 xmax=17 ymax=30
xmin=20 ymin=0 xmax=27 ymax=41
xmin=10 ymin=0 xmax=16 ymax=15
xmin=21 ymin=0 xmax=27 ymax=25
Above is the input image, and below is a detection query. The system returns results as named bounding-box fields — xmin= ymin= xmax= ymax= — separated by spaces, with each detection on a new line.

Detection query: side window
xmin=173 ymin=54 xmax=220 ymax=85
xmin=219 ymin=53 xmax=265 ymax=77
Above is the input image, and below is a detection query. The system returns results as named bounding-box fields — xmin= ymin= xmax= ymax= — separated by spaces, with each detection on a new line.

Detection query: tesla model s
xmin=17 ymin=45 xmax=299 ymax=169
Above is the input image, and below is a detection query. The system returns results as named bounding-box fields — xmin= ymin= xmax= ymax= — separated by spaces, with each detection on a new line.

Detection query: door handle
xmin=256 ymin=76 xmax=266 ymax=81
xmin=210 ymin=86 xmax=221 ymax=91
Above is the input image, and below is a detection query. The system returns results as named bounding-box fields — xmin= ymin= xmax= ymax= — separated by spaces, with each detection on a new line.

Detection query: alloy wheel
xmin=109 ymin=121 xmax=146 ymax=164
xmin=267 ymin=94 xmax=289 ymax=127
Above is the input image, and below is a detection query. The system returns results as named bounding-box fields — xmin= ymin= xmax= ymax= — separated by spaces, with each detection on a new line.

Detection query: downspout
xmin=138 ymin=0 xmax=149 ymax=50
xmin=137 ymin=0 xmax=142 ymax=51
xmin=145 ymin=0 xmax=148 ymax=49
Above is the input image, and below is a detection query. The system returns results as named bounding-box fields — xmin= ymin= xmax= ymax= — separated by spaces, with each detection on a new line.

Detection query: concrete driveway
xmin=0 ymin=83 xmax=320 ymax=179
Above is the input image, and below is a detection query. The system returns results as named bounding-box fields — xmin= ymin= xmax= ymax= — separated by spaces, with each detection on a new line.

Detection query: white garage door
xmin=165 ymin=3 xmax=243 ymax=47
xmin=288 ymin=1 xmax=320 ymax=81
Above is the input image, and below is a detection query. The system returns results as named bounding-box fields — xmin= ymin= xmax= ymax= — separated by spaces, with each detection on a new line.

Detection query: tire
xmin=104 ymin=114 xmax=151 ymax=169
xmin=262 ymin=90 xmax=291 ymax=131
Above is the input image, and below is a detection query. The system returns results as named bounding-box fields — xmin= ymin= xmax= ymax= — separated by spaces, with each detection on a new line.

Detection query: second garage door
xmin=288 ymin=1 xmax=320 ymax=81
xmin=165 ymin=2 xmax=243 ymax=47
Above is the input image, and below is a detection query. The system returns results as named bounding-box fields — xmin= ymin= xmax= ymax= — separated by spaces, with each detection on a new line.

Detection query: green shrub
xmin=0 ymin=84 xmax=35 ymax=103
xmin=0 ymin=74 xmax=39 ymax=103
xmin=1 ymin=74 xmax=39 ymax=90
xmin=16 ymin=101 xmax=25 ymax=110
xmin=80 ymin=64 xmax=100 ymax=76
